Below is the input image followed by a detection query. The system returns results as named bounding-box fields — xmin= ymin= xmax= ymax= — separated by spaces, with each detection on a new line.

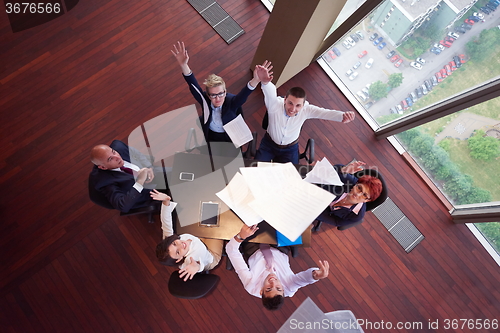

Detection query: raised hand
xmin=179 ymin=257 xmax=200 ymax=281
xmin=171 ymin=41 xmax=191 ymax=75
xmin=312 ymin=260 xmax=329 ymax=280
xmin=342 ymin=111 xmax=356 ymax=123
xmin=238 ymin=224 xmax=259 ymax=240
xmin=342 ymin=161 xmax=366 ymax=174
xmin=255 ymin=60 xmax=273 ymax=84
xmin=150 ymin=189 xmax=171 ymax=205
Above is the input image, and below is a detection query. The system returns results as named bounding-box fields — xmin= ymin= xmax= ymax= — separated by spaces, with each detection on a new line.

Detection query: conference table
xmin=167 ymin=142 xmax=312 ymax=246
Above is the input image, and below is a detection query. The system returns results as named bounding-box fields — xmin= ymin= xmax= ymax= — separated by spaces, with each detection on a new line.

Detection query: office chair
xmin=168 ymin=271 xmax=220 ymax=299
xmin=224 ymin=244 xmax=298 ymax=271
xmin=313 ymin=168 xmax=388 ymax=231
xmin=261 ymin=111 xmax=315 ymax=164
xmin=88 ymin=177 xmax=159 ymax=223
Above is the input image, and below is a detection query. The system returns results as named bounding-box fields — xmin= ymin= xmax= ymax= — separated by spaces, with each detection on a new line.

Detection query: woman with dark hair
xmin=151 ymin=190 xmax=223 ymax=281
xmin=315 ymin=161 xmax=383 ymax=228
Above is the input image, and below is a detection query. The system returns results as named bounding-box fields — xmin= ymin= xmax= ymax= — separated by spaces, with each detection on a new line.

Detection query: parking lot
xmin=323 ymin=9 xmax=499 ymax=119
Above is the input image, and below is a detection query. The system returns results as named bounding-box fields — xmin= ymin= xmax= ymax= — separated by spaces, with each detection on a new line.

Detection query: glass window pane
xmin=320 ymin=0 xmax=500 ymax=126
xmin=396 ymin=96 xmax=500 ymax=206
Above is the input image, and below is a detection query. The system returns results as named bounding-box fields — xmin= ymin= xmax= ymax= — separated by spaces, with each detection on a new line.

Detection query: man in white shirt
xmin=254 ymin=61 xmax=356 ymax=164
xmin=226 ymin=224 xmax=329 ymax=311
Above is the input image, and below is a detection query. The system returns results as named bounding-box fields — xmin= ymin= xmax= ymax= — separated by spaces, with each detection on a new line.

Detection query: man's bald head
xmin=91 ymin=145 xmax=124 ymax=170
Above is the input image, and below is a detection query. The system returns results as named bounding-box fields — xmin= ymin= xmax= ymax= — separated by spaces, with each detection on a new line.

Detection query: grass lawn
xmin=445 ymin=139 xmax=500 ymax=201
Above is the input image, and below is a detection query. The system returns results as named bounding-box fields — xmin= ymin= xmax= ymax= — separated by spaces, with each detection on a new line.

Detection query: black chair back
xmin=353 ymin=169 xmax=388 ymax=211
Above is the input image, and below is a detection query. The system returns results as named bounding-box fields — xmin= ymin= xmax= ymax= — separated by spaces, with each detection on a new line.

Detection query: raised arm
xmin=171 ymin=41 xmax=191 ymax=76
xmin=150 ymin=190 xmax=177 ymax=239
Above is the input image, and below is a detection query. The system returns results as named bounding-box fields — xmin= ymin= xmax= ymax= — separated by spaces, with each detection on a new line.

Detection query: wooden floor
xmin=1 ymin=1 xmax=499 ymax=332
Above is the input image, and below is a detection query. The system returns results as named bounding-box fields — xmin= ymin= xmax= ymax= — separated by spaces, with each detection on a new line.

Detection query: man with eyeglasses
xmin=172 ymin=41 xmax=261 ymax=143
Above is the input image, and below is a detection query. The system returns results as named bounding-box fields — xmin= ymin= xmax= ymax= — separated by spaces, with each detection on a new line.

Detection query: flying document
xmin=222 ymin=114 xmax=253 ymax=148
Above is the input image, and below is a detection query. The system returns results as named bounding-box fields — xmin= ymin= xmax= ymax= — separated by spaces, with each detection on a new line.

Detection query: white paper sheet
xmin=303 ymin=157 xmax=344 ymax=186
xmin=222 ymin=114 xmax=253 ymax=148
xmin=248 ymin=177 xmax=335 ymax=241
xmin=239 ymin=162 xmax=302 ymax=201
xmin=216 ymin=173 xmax=263 ymax=225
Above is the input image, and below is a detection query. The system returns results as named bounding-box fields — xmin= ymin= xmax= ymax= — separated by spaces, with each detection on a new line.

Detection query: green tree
xmin=466 ymin=28 xmax=500 ymax=62
xmin=388 ymin=73 xmax=403 ymax=89
xmin=468 ymin=130 xmax=500 ymax=161
xmin=438 ymin=138 xmax=451 ymax=152
xmin=369 ymin=81 xmax=388 ymax=100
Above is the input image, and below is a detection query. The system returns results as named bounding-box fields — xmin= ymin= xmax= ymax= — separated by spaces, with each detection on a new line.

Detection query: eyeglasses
xmin=208 ymin=91 xmax=226 ymax=99
xmin=355 ymin=184 xmax=371 ymax=201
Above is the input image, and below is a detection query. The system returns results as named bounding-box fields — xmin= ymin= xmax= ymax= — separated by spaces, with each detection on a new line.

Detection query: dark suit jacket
xmin=317 ymin=165 xmax=367 ymax=227
xmin=183 ymin=72 xmax=254 ymax=141
xmin=89 ymin=140 xmax=153 ymax=213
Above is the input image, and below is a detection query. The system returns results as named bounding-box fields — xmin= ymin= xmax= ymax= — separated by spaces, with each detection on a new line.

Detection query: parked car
xmin=445 ymin=36 xmax=455 ymax=43
xmin=445 ymin=64 xmax=452 ymax=76
xmin=455 ymin=26 xmax=467 ymax=34
xmin=386 ymin=50 xmax=396 ymax=59
xmin=395 ymin=104 xmax=403 ymax=114
xmin=416 ymin=87 xmax=423 ymax=98
xmin=410 ymin=62 xmax=422 ymax=70
xmin=332 ymin=47 xmax=341 ymax=56
xmin=416 ymin=57 xmax=426 ymax=65
xmin=440 ymin=68 xmax=447 ymax=78
xmin=346 ymin=37 xmax=356 ymax=46
xmin=353 ymin=61 xmax=362 ymax=69
xmin=351 ymin=34 xmax=360 ymax=42
xmin=401 ymin=99 xmax=409 ymax=110
xmin=373 ymin=37 xmax=383 ymax=46
xmin=421 ymin=84 xmax=428 ymax=95
xmin=394 ymin=58 xmax=403 ymax=67
xmin=435 ymin=71 xmax=443 ymax=83
xmin=369 ymin=33 xmax=378 ymax=41
xmin=448 ymin=32 xmax=460 ymax=39
xmin=480 ymin=6 xmax=491 ymax=14
xmin=440 ymin=40 xmax=452 ymax=48
xmin=468 ymin=15 xmax=480 ymax=22
xmin=431 ymin=47 xmax=442 ymax=55
xmin=361 ymin=87 xmax=370 ymax=98
xmin=461 ymin=23 xmax=472 ymax=30
xmin=454 ymin=55 xmax=462 ymax=68
xmin=326 ymin=50 xmax=336 ymax=61
xmin=464 ymin=19 xmax=475 ymax=26
xmin=435 ymin=43 xmax=445 ymax=51
xmin=358 ymin=50 xmax=368 ymax=58
xmin=377 ymin=42 xmax=387 ymax=50
xmin=431 ymin=75 xmax=438 ymax=86
xmin=365 ymin=58 xmax=374 ymax=69
xmin=390 ymin=107 xmax=397 ymax=114
xmin=356 ymin=31 xmax=364 ymax=40
xmin=356 ymin=91 xmax=368 ymax=102
xmin=425 ymin=80 xmax=433 ymax=91
xmin=459 ymin=54 xmax=466 ymax=63
xmin=364 ymin=102 xmax=374 ymax=109
xmin=390 ymin=54 xmax=400 ymax=63
xmin=348 ymin=72 xmax=359 ymax=81
xmin=406 ymin=97 xmax=413 ymax=107
xmin=346 ymin=69 xmax=354 ymax=77
xmin=449 ymin=60 xmax=457 ymax=71
xmin=409 ymin=91 xmax=417 ymax=103
xmin=342 ymin=40 xmax=352 ymax=49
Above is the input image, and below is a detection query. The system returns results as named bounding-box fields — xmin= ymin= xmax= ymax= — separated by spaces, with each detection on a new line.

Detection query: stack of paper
xmin=216 ymin=162 xmax=335 ymax=242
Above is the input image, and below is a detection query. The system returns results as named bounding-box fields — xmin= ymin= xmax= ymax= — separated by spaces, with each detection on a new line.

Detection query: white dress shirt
xmin=112 ymin=161 xmax=144 ymax=192
xmin=226 ymin=237 xmax=318 ymax=297
xmin=261 ymin=82 xmax=344 ymax=145
xmin=160 ymin=203 xmax=214 ymax=272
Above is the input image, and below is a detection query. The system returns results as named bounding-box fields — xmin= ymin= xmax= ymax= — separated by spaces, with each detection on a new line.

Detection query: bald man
xmin=89 ymin=140 xmax=157 ymax=212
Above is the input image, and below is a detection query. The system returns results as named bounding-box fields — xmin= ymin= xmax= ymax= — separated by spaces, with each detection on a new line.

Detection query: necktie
xmin=259 ymin=244 xmax=275 ymax=272
xmin=120 ymin=166 xmax=134 ymax=175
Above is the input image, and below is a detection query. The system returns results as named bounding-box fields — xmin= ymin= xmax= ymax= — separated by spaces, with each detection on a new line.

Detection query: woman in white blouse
xmin=151 ymin=190 xmax=223 ymax=281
